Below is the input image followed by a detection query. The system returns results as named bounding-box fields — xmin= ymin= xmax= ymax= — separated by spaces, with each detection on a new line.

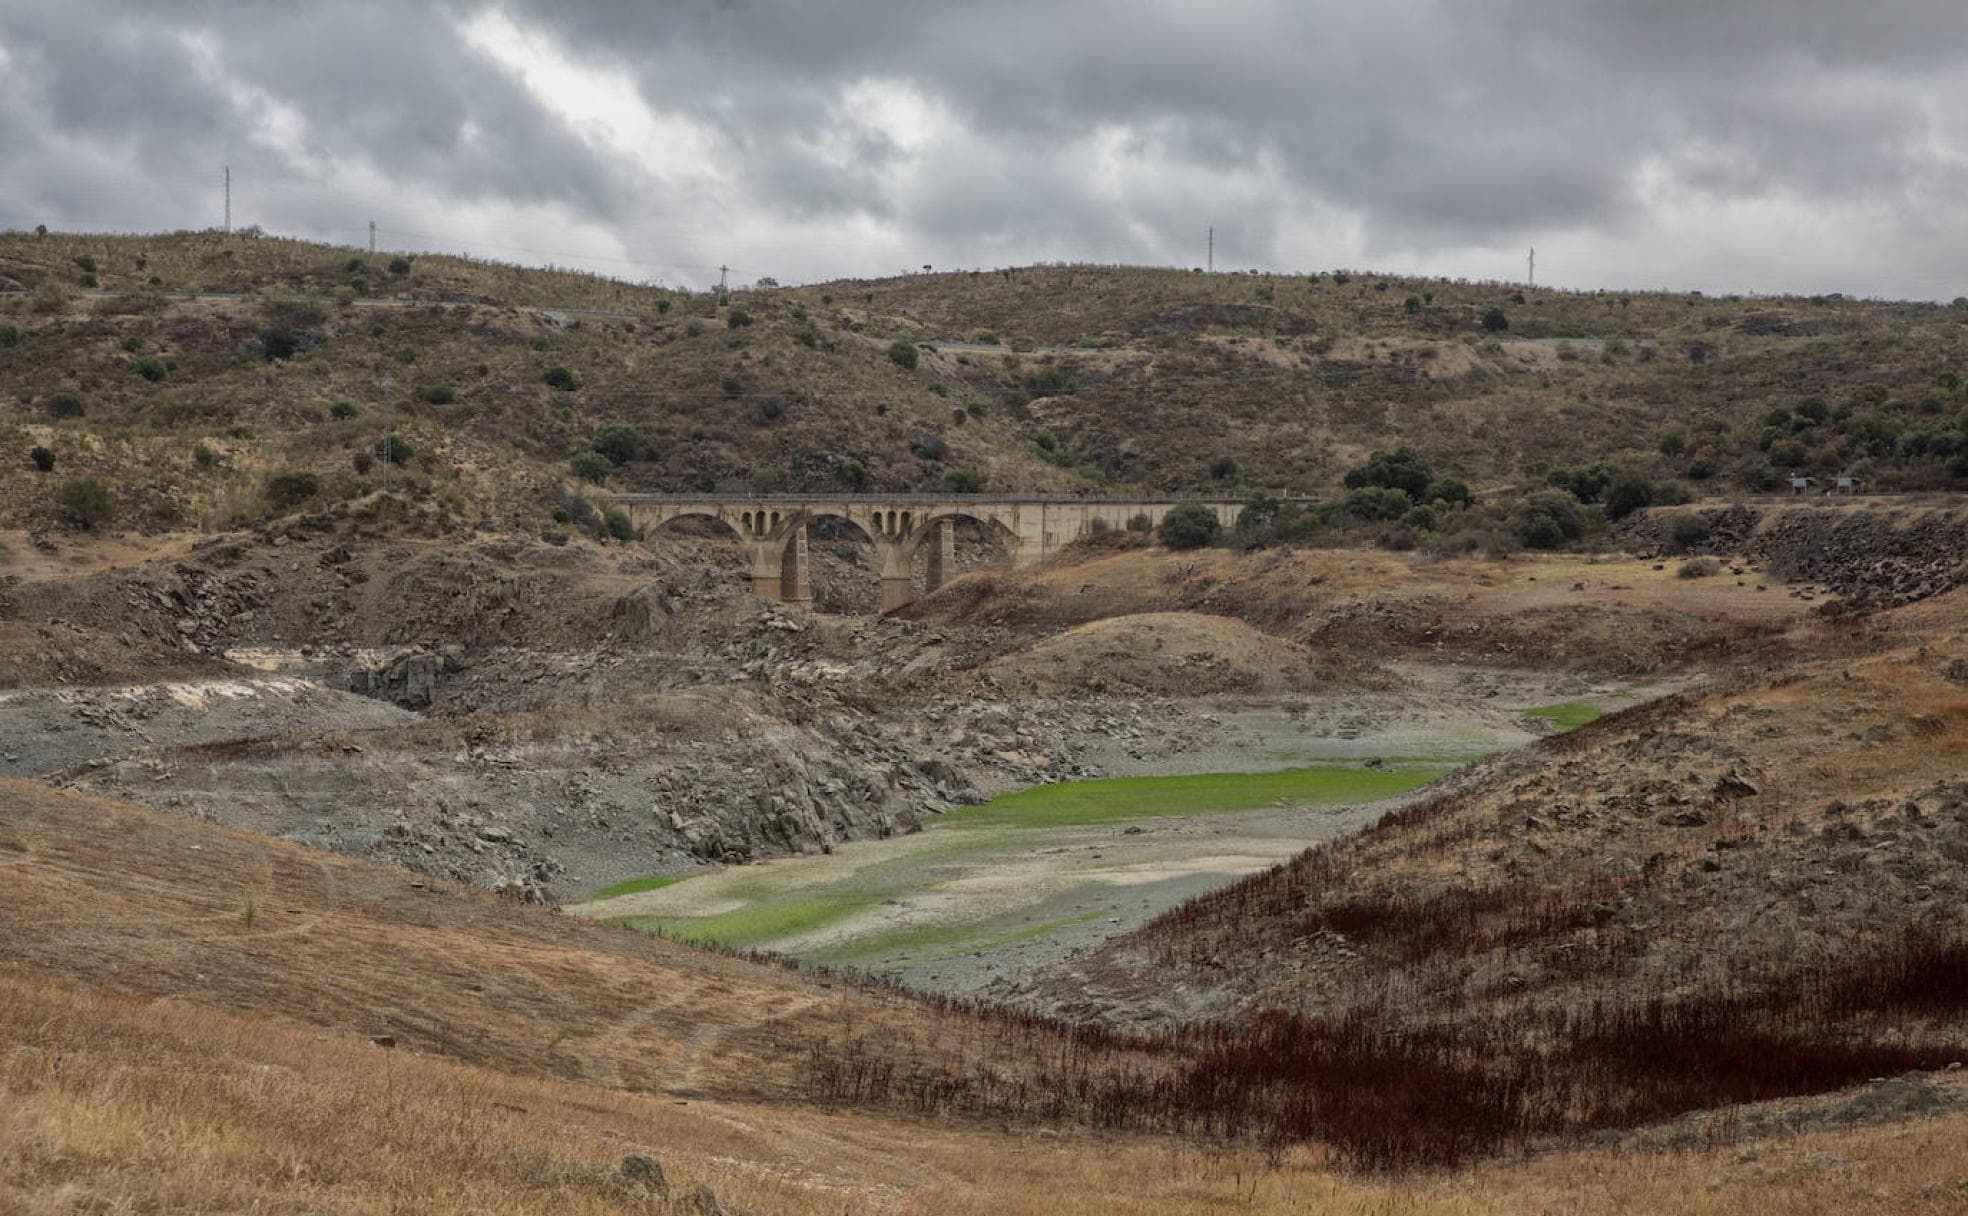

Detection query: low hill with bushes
xmin=4 ymin=228 xmax=1967 ymax=539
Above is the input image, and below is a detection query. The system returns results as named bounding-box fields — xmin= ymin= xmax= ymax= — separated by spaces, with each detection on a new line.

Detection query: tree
xmin=1481 ymin=308 xmax=1509 ymax=332
xmin=569 ymin=451 xmax=612 ymax=483
xmin=1603 ymin=472 xmax=1655 ymax=521
xmin=44 ymin=392 xmax=84 ymax=419
xmin=1340 ymin=486 xmax=1412 ymax=522
xmin=56 ymin=476 xmax=111 ymax=527
xmin=591 ymin=423 xmax=642 ymax=466
xmin=29 ymin=446 xmax=54 ymax=472
xmin=602 ymin=508 xmax=637 ymax=542
xmin=887 ymin=340 xmax=919 ymax=370
xmin=1344 ymin=446 xmax=1434 ymax=501
xmin=543 ymin=366 xmax=580 ymax=391
xmin=1424 ymin=477 xmax=1472 ymax=507
xmin=1159 ymin=502 xmax=1221 ymax=549
xmin=1511 ymin=491 xmax=1584 ymax=549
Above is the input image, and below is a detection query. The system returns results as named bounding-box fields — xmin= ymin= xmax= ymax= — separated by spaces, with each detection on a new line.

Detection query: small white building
xmin=1788 ymin=475 xmax=1816 ymax=495
xmin=1833 ymin=476 xmax=1863 ymax=494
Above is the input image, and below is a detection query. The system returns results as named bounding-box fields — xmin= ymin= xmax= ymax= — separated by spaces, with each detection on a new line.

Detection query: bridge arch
xmin=648 ymin=509 xmax=745 ymax=543
xmin=900 ymin=509 xmax=1019 ymax=560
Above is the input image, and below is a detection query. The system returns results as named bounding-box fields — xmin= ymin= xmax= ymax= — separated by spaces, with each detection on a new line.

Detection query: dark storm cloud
xmin=3 ymin=1 xmax=1965 ymax=293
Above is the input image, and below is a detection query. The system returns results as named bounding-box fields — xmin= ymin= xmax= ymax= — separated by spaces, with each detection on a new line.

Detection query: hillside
xmin=5 ymin=229 xmax=1968 ymax=539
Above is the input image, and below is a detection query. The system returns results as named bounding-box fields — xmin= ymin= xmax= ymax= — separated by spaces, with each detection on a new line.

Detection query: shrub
xmin=1404 ymin=295 xmax=1421 ymax=314
xmin=1511 ymin=490 xmax=1585 ymax=549
xmin=261 ymin=327 xmax=304 ymax=361
xmin=73 ymin=254 xmax=97 ymax=275
xmin=1210 ymin=456 xmax=1239 ymax=480
xmin=55 ymin=476 xmax=111 ymax=527
xmin=569 ymin=450 xmax=612 ymax=483
xmin=1159 ymin=502 xmax=1222 ymax=549
xmin=44 ymin=392 xmax=83 ymax=419
xmin=1678 ymin=557 xmax=1721 ymax=579
xmin=417 ymin=384 xmax=456 ymax=405
xmin=725 ymin=309 xmax=753 ymax=328
xmin=753 ymin=395 xmax=785 ymax=424
xmin=946 ymin=467 xmax=984 ymax=494
xmin=1658 ymin=430 xmax=1687 ymax=457
xmin=193 ymin=444 xmax=217 ymax=467
xmin=345 ymin=257 xmax=366 ymax=273
xmin=1340 ymin=486 xmax=1413 ymax=522
xmin=1481 ymin=308 xmax=1509 ymax=332
xmin=591 ymin=422 xmax=642 ymax=465
xmin=1548 ymin=463 xmax=1613 ymax=503
xmin=910 ymin=433 xmax=948 ymax=462
xmin=551 ymin=506 xmax=571 ymax=525
xmin=30 ymin=280 xmax=69 ymax=314
xmin=840 ymin=460 xmax=870 ymax=491
xmin=1344 ymin=446 xmax=1433 ymax=501
xmin=602 ymin=507 xmax=637 ymax=542
xmin=352 ymin=450 xmax=374 ymax=474
xmin=330 ymin=400 xmax=360 ymax=420
xmin=29 ymin=446 xmax=54 ymax=472
xmin=1126 ymin=512 xmax=1153 ymax=532
xmin=264 ymin=471 xmax=321 ymax=509
xmin=1603 ymin=472 xmax=1655 ymax=520
xmin=1425 ymin=477 xmax=1472 ymax=507
xmin=374 ymin=435 xmax=415 ymax=465
xmin=388 ymin=257 xmax=412 ymax=275
xmin=132 ymin=355 xmax=167 ymax=381
xmin=1034 ymin=429 xmax=1058 ymax=452
xmin=1401 ymin=505 xmax=1438 ymax=531
xmin=543 ymin=365 xmax=580 ymax=391
xmin=887 ymin=340 xmax=919 ymax=370
xmin=0 ymin=324 xmax=19 ymax=347
xmin=1669 ymin=514 xmax=1713 ymax=551
xmin=1378 ymin=526 xmax=1417 ymax=550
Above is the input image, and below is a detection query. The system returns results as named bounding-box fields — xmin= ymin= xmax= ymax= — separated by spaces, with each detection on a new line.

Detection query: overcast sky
xmin=3 ymin=1 xmax=1966 ymax=298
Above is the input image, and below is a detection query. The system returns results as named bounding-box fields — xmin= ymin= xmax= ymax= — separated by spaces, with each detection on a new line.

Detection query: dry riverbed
xmin=573 ymin=669 xmax=1665 ymax=996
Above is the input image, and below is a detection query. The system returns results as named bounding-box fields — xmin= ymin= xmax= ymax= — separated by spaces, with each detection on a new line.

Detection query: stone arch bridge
xmin=603 ymin=494 xmax=1246 ymax=612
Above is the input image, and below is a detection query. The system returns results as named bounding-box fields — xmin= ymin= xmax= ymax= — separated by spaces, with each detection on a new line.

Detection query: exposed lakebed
xmin=573 ymin=671 xmax=1653 ymax=997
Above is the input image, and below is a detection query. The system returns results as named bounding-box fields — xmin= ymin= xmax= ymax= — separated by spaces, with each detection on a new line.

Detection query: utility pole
xmin=1207 ymin=226 xmax=1213 ymax=274
xmin=1527 ymin=246 xmax=1535 ymax=288
xmin=378 ymin=372 xmax=395 ymax=495
xmin=369 ymin=220 xmax=376 ymax=255
xmin=223 ymin=165 xmax=231 ymax=234
xmin=718 ymin=264 xmax=729 ymax=291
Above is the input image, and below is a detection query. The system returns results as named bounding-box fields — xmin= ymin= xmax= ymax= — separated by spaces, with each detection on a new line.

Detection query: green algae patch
xmin=939 ymin=761 xmax=1460 ymax=831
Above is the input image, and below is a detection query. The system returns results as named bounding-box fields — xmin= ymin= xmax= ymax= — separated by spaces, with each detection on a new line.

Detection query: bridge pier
xmin=923 ymin=519 xmax=954 ymax=593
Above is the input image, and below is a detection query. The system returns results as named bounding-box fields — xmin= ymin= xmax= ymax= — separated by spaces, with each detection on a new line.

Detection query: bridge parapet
xmin=603 ymin=494 xmax=1245 ymax=612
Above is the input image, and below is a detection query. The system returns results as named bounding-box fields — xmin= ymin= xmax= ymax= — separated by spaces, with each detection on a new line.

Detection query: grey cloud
xmin=3 ymin=0 xmax=1966 ymax=295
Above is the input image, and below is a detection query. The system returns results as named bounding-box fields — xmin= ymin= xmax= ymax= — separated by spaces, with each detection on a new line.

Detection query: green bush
xmin=194 ymin=444 xmax=217 ymax=467
xmin=1210 ymin=456 xmax=1239 ymax=481
xmin=1669 ymin=514 xmax=1713 ymax=550
xmin=1126 ymin=512 xmax=1153 ymax=532
xmin=1159 ymin=502 xmax=1222 ymax=549
xmin=1677 ymin=557 xmax=1721 ymax=579
xmin=946 ymin=466 xmax=984 ymax=494
xmin=1547 ymin=463 xmax=1613 ymax=503
xmin=543 ymin=365 xmax=580 ymax=391
xmin=1511 ymin=490 xmax=1585 ymax=549
xmin=1343 ymin=446 xmax=1433 ymax=501
xmin=569 ymin=450 xmax=612 ymax=483
xmin=56 ymin=476 xmax=111 ymax=527
xmin=264 ymin=471 xmax=321 ymax=509
xmin=0 ymin=324 xmax=20 ymax=347
xmin=261 ymin=327 xmax=304 ymax=361
xmin=726 ymin=309 xmax=753 ymax=329
xmin=73 ymin=254 xmax=97 ymax=275
xmin=1340 ymin=486 xmax=1413 ymax=522
xmin=1424 ymin=477 xmax=1472 ymax=507
xmin=132 ymin=355 xmax=167 ymax=381
xmin=1401 ymin=505 xmax=1438 ymax=531
xmin=388 ymin=257 xmax=411 ymax=275
xmin=1603 ymin=472 xmax=1655 ymax=521
xmin=1034 ymin=429 xmax=1058 ymax=452
xmin=602 ymin=507 xmax=637 ymax=542
xmin=1481 ymin=308 xmax=1509 ymax=332
xmin=887 ymin=340 xmax=919 ymax=370
xmin=592 ymin=423 xmax=642 ymax=465
xmin=417 ymin=384 xmax=456 ymax=405
xmin=29 ymin=446 xmax=54 ymax=472
xmin=330 ymin=400 xmax=360 ymax=420
xmin=374 ymin=435 xmax=415 ymax=465
xmin=45 ymin=392 xmax=84 ymax=419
